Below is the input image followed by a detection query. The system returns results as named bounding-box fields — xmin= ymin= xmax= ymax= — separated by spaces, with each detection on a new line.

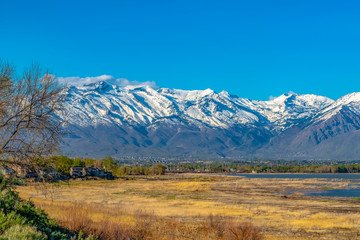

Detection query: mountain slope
xmin=258 ymin=93 xmax=360 ymax=159
xmin=58 ymin=78 xmax=360 ymax=160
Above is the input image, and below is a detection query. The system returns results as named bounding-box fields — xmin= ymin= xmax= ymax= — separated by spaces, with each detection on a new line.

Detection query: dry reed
xmin=49 ymin=202 xmax=263 ymax=240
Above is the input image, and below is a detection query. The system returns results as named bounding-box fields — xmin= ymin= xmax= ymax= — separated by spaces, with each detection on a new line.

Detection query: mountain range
xmin=58 ymin=78 xmax=360 ymax=160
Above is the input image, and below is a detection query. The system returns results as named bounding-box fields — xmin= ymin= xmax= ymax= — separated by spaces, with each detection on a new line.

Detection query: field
xmin=16 ymin=174 xmax=360 ymax=240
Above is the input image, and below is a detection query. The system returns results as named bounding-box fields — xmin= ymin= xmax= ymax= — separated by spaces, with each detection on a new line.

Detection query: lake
xmin=230 ymin=173 xmax=360 ymax=180
xmin=228 ymin=173 xmax=360 ymax=197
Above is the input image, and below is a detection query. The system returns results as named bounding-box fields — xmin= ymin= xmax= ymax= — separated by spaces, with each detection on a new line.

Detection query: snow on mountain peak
xmin=57 ymin=75 xmax=114 ymax=87
xmin=59 ymin=75 xmax=360 ymax=133
xmin=201 ymin=88 xmax=215 ymax=96
xmin=336 ymin=92 xmax=360 ymax=104
xmin=57 ymin=75 xmax=158 ymax=89
xmin=60 ymin=81 xmax=263 ymax=128
xmin=251 ymin=93 xmax=334 ymax=131
xmin=313 ymin=92 xmax=360 ymax=122
xmin=219 ymin=90 xmax=230 ymax=98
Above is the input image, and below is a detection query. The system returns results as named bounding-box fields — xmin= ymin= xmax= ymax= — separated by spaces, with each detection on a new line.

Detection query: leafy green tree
xmin=148 ymin=164 xmax=166 ymax=175
xmin=54 ymin=156 xmax=73 ymax=175
xmin=103 ymin=156 xmax=116 ymax=172
xmin=73 ymin=158 xmax=85 ymax=167
xmin=113 ymin=166 xmax=131 ymax=177
xmin=132 ymin=166 xmax=145 ymax=175
xmin=84 ymin=158 xmax=95 ymax=167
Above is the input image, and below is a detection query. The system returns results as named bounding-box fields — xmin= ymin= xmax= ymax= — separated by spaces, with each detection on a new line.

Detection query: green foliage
xmin=30 ymin=157 xmax=56 ymax=173
xmin=84 ymin=158 xmax=95 ymax=167
xmin=0 ymin=174 xmax=73 ymax=239
xmin=0 ymin=212 xmax=24 ymax=233
xmin=53 ymin=156 xmax=74 ymax=175
xmin=0 ymin=225 xmax=46 ymax=240
xmin=112 ymin=164 xmax=166 ymax=177
xmin=103 ymin=156 xmax=116 ymax=171
xmin=148 ymin=164 xmax=166 ymax=175
xmin=167 ymin=161 xmax=360 ymax=174
xmin=73 ymin=158 xmax=85 ymax=167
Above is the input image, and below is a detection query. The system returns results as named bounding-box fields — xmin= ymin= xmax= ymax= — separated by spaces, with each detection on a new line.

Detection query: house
xmin=0 ymin=165 xmax=16 ymax=177
xmin=1 ymin=164 xmax=38 ymax=178
xmin=70 ymin=166 xmax=113 ymax=179
xmin=85 ymin=166 xmax=105 ymax=177
xmin=86 ymin=166 xmax=113 ymax=179
xmin=9 ymin=164 xmax=28 ymax=178
xmin=70 ymin=166 xmax=86 ymax=178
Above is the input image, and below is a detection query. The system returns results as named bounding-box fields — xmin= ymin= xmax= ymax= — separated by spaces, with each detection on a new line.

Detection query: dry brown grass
xmin=16 ymin=173 xmax=360 ymax=240
xmin=39 ymin=201 xmax=262 ymax=240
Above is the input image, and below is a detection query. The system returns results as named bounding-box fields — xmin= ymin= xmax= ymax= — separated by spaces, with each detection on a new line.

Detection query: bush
xmin=53 ymin=156 xmax=74 ymax=175
xmin=203 ymin=215 xmax=263 ymax=240
xmin=0 ymin=225 xmax=46 ymax=240
xmin=0 ymin=175 xmax=73 ymax=239
xmin=225 ymin=221 xmax=263 ymax=240
xmin=0 ymin=211 xmax=24 ymax=234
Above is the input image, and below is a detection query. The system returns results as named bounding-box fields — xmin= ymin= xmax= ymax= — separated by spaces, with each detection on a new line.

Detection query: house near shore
xmin=70 ymin=166 xmax=112 ymax=179
xmin=85 ymin=166 xmax=106 ymax=177
xmin=70 ymin=166 xmax=86 ymax=178
xmin=0 ymin=164 xmax=38 ymax=178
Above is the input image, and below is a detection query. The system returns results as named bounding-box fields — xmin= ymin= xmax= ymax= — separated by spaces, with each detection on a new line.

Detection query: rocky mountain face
xmin=58 ymin=78 xmax=360 ymax=160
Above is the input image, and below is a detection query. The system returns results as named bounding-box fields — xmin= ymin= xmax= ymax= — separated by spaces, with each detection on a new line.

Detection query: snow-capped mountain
xmin=312 ymin=92 xmax=360 ymax=123
xmin=58 ymin=77 xmax=360 ymax=160
xmin=259 ymin=92 xmax=360 ymax=159
xmin=252 ymin=93 xmax=334 ymax=130
xmin=59 ymin=80 xmax=332 ymax=130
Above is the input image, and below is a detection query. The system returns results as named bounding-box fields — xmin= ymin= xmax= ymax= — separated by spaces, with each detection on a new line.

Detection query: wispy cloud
xmin=56 ymin=75 xmax=158 ymax=89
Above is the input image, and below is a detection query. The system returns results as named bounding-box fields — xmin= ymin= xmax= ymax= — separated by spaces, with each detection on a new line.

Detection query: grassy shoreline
xmin=17 ymin=173 xmax=360 ymax=239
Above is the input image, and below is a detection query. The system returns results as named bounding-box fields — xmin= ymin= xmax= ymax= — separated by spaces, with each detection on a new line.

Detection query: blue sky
xmin=1 ymin=0 xmax=359 ymax=100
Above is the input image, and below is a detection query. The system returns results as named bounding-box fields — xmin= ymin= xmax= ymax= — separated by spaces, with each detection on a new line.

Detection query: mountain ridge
xmin=57 ymin=78 xmax=360 ymax=160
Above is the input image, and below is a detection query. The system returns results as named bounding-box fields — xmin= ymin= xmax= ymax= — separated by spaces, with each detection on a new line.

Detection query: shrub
xmin=225 ymin=221 xmax=263 ymax=240
xmin=0 ymin=225 xmax=46 ymax=240
xmin=0 ymin=211 xmax=25 ymax=234
xmin=203 ymin=215 xmax=263 ymax=240
xmin=0 ymin=175 xmax=73 ymax=239
xmin=54 ymin=156 xmax=74 ymax=175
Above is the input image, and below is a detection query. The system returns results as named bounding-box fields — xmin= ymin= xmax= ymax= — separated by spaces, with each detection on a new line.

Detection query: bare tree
xmin=0 ymin=60 xmax=64 ymax=168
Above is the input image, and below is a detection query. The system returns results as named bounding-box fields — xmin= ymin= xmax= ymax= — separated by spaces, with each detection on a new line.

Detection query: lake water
xmin=228 ymin=173 xmax=360 ymax=197
xmin=230 ymin=173 xmax=360 ymax=180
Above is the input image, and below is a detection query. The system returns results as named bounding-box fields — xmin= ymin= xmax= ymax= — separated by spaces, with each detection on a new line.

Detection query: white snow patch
xmin=57 ymin=75 xmax=158 ymax=89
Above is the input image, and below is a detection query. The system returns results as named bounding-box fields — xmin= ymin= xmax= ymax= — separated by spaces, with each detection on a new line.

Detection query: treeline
xmin=167 ymin=162 xmax=360 ymax=173
xmin=30 ymin=155 xmax=166 ymax=178
xmin=19 ymin=157 xmax=360 ymax=180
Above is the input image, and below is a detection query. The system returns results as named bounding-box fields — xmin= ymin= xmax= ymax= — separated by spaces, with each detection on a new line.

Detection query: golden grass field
xmin=16 ymin=174 xmax=360 ymax=240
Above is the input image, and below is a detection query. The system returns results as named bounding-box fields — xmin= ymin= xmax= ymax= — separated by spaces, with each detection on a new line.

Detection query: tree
xmin=0 ymin=60 xmax=64 ymax=167
xmin=73 ymin=158 xmax=85 ymax=167
xmin=148 ymin=164 xmax=166 ymax=175
xmin=54 ymin=156 xmax=73 ymax=175
xmin=84 ymin=158 xmax=95 ymax=167
xmin=103 ymin=155 xmax=115 ymax=172
xmin=94 ymin=159 xmax=103 ymax=169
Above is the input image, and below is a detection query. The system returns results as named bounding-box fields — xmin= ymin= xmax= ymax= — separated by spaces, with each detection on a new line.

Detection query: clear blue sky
xmin=1 ymin=0 xmax=359 ymax=100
